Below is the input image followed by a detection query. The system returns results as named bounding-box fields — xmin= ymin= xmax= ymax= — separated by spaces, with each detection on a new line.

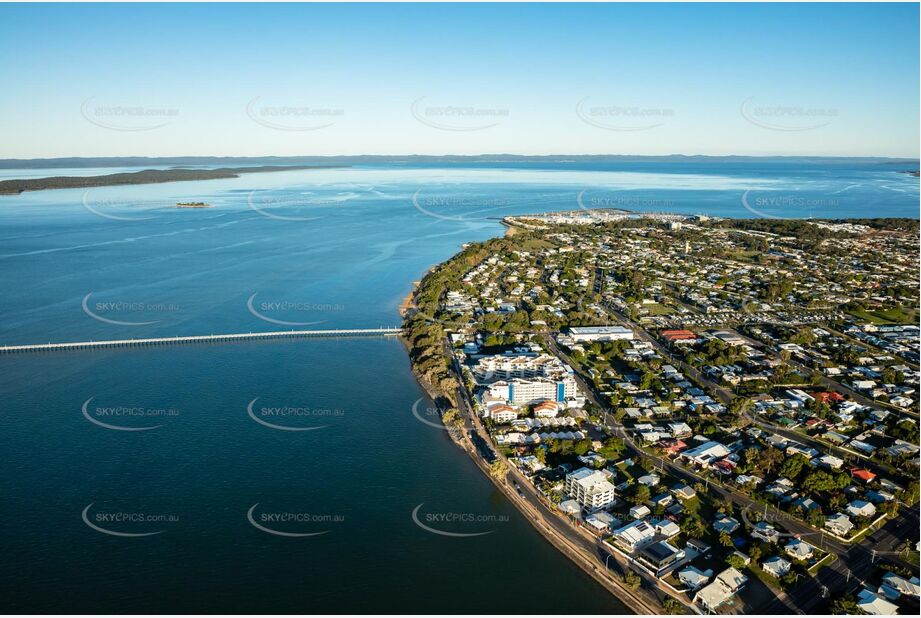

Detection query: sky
xmin=0 ymin=2 xmax=918 ymax=159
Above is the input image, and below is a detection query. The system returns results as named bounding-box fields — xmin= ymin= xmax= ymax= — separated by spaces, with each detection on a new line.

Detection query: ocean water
xmin=0 ymin=161 xmax=917 ymax=612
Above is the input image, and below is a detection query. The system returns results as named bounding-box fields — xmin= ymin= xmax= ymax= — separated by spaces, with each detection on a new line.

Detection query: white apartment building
xmin=487 ymin=404 xmax=518 ymax=423
xmin=484 ymin=376 xmax=579 ymax=405
xmin=567 ymin=326 xmax=635 ymax=342
xmin=565 ymin=467 xmax=616 ymax=510
xmin=472 ymin=353 xmax=570 ymax=382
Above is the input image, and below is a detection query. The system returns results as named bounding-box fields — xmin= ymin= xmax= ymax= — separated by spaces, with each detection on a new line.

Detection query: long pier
xmin=0 ymin=327 xmax=402 ymax=354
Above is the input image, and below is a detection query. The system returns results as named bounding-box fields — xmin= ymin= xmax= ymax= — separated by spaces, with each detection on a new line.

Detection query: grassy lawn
xmin=614 ymin=461 xmax=635 ymax=482
xmin=808 ymin=552 xmax=836 ymax=575
xmin=728 ymin=250 xmax=760 ymax=262
xmin=847 ymin=306 xmax=920 ymax=325
xmin=517 ymin=238 xmax=555 ymax=251
xmin=849 ymin=517 xmax=888 ymax=543
xmin=681 ymin=496 xmax=702 ymax=515
xmin=643 ymin=303 xmax=674 ymax=316
xmin=746 ymin=563 xmax=783 ymax=592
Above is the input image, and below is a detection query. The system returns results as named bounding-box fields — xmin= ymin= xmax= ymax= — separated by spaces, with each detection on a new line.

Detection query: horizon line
xmin=1 ymin=153 xmax=919 ymax=164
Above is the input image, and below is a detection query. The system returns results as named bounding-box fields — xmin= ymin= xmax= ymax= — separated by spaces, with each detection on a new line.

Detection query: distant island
xmin=0 ymin=165 xmax=342 ymax=195
xmin=175 ymin=201 xmax=211 ymax=208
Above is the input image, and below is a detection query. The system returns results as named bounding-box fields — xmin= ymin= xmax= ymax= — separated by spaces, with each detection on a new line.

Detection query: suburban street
xmin=542 ymin=331 xmax=920 ymax=614
xmin=444 ymin=344 xmax=674 ymax=615
xmin=603 ymin=307 xmax=910 ymax=487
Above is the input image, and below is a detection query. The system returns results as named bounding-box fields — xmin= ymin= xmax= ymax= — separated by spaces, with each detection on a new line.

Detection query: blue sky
xmin=0 ymin=2 xmax=917 ymax=158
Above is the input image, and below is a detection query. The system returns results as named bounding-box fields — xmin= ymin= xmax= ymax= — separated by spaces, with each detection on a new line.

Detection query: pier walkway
xmin=0 ymin=327 xmax=402 ymax=354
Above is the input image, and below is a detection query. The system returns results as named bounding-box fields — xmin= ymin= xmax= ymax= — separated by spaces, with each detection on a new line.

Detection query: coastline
xmin=401 ymin=313 xmax=657 ymax=616
xmin=398 ymin=281 xmax=419 ymax=317
xmin=402 ymin=211 xmax=921 ymax=616
xmin=454 ymin=418 xmax=657 ymax=615
xmin=399 ymin=225 xmax=662 ymax=615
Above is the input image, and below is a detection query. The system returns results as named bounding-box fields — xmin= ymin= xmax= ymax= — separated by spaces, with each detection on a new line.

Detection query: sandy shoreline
xmin=398 ymin=283 xmax=418 ymax=317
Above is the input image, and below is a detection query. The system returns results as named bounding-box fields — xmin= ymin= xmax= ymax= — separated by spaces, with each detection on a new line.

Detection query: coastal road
xmin=443 ymin=340 xmax=684 ymax=614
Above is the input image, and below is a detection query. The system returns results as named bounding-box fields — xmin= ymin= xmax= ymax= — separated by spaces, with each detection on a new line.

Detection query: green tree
xmin=778 ymin=455 xmax=808 ymax=481
xmin=624 ymin=571 xmax=641 ymax=589
xmin=729 ymin=397 xmax=753 ymax=416
xmin=662 ymin=599 xmax=684 ymax=615
xmin=629 ymin=484 xmax=651 ymax=505
xmin=573 ymin=439 xmax=592 ymax=457
xmin=727 ymin=554 xmax=746 ymax=569
xmin=829 ymin=594 xmax=858 ymax=615
xmin=756 ymin=447 xmax=784 ymax=475
xmin=681 ymin=516 xmax=707 ymax=538
xmin=489 ymin=459 xmax=508 ymax=481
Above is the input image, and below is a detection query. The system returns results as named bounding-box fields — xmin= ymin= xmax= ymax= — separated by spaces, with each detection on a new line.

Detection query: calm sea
xmin=0 ymin=161 xmax=917 ymax=612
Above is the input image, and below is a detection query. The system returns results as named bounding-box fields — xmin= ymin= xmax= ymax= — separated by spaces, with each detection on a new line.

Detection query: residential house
xmin=611 ymin=519 xmax=656 ymax=552
xmin=846 ymin=499 xmax=877 ymax=519
xmin=856 ymin=589 xmax=899 ymax=615
xmin=849 ymin=467 xmax=877 ymax=483
xmin=713 ymin=514 xmax=740 ymax=535
xmin=693 ymin=567 xmax=748 ymax=612
xmin=639 ymin=540 xmax=686 ymax=576
xmin=678 ymin=566 xmax=712 ymax=591
xmin=825 ymin=513 xmax=855 ymax=537
xmin=671 ymin=484 xmax=697 ymax=501
xmin=751 ymin=521 xmax=780 ymax=544
xmin=630 ymin=504 xmax=652 ymax=520
xmin=784 ymin=538 xmax=815 ymax=562
xmin=762 ymin=556 xmax=792 ymax=578
xmin=655 ymin=520 xmax=681 ymax=538
xmin=681 ymin=441 xmax=731 ymax=466
xmin=585 ymin=511 xmax=620 ymax=534
xmin=882 ymin=572 xmax=921 ymax=598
